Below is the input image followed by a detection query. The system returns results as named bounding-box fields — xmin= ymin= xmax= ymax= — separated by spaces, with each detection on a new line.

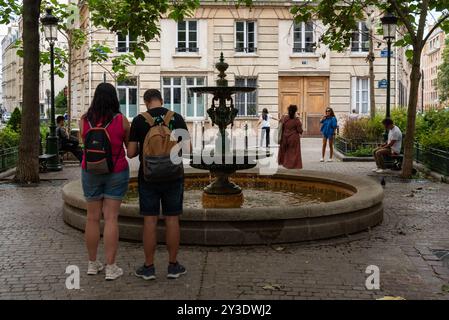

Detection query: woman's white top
xmin=261 ymin=114 xmax=271 ymax=128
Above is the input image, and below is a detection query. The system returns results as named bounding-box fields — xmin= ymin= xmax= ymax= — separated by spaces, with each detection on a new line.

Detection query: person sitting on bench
xmin=56 ymin=116 xmax=83 ymax=163
xmin=372 ymin=118 xmax=402 ymax=174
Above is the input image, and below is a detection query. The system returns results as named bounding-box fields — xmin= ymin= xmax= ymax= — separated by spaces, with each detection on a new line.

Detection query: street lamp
xmin=41 ymin=8 xmax=62 ymax=171
xmin=381 ymin=11 xmax=398 ymax=119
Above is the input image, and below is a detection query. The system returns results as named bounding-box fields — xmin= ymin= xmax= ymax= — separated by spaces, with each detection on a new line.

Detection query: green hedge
xmin=0 ymin=127 xmax=20 ymax=149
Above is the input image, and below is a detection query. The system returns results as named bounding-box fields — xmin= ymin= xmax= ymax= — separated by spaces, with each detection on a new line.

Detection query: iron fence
xmin=334 ymin=136 xmax=381 ymax=156
xmin=0 ymin=146 xmax=18 ymax=173
xmin=414 ymin=143 xmax=449 ymax=176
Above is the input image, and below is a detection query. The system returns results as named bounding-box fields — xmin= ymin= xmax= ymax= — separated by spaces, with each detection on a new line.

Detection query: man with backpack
xmin=127 ymin=89 xmax=189 ymax=280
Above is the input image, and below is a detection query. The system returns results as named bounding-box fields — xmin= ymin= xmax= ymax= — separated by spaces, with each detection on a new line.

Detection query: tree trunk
xmin=369 ymin=28 xmax=376 ymax=118
xmin=67 ymin=31 xmax=72 ymax=131
xmin=14 ymin=0 xmax=42 ymax=184
xmin=401 ymin=47 xmax=422 ymax=178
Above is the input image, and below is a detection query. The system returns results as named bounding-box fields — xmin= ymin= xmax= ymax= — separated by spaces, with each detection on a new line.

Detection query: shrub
xmin=341 ymin=115 xmax=383 ymax=142
xmin=0 ymin=127 xmax=20 ymax=149
xmin=7 ymin=107 xmax=21 ymax=132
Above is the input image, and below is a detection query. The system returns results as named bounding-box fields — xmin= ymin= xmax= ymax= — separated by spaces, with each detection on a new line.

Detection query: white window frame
xmin=293 ymin=21 xmax=315 ymax=53
xmin=351 ymin=21 xmax=369 ymax=53
xmin=117 ymin=78 xmax=138 ymax=118
xmin=116 ymin=32 xmax=137 ymax=53
xmin=176 ymin=20 xmax=199 ymax=53
xmin=235 ymin=77 xmax=258 ymax=117
xmin=235 ymin=21 xmax=257 ymax=53
xmin=161 ymin=76 xmax=206 ymax=119
xmin=185 ymin=77 xmax=206 ymax=119
xmin=351 ymin=77 xmax=370 ymax=115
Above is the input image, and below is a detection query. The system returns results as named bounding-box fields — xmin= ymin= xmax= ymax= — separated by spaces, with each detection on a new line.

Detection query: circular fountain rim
xmin=62 ymin=168 xmax=383 ymax=222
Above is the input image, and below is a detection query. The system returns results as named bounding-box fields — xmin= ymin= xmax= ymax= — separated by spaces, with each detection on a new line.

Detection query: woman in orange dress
xmin=278 ymin=105 xmax=303 ymax=169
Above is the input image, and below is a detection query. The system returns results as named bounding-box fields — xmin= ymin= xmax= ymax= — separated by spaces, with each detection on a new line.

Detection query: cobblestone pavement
xmin=1 ymin=138 xmax=449 ymax=300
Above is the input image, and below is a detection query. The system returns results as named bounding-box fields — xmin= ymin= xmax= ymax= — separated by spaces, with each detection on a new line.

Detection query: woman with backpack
xmin=278 ymin=104 xmax=303 ymax=169
xmin=79 ymin=83 xmax=130 ymax=281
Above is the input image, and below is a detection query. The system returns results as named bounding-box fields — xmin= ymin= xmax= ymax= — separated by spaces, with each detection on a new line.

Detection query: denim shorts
xmin=81 ymin=168 xmax=129 ymax=202
xmin=138 ymin=177 xmax=184 ymax=216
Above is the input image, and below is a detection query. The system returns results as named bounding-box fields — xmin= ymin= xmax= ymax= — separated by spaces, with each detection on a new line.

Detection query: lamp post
xmin=381 ymin=11 xmax=398 ymax=141
xmin=381 ymin=11 xmax=398 ymax=119
xmin=41 ymin=8 xmax=62 ymax=171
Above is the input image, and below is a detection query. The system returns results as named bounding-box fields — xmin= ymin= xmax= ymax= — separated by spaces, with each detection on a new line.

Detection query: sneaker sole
xmin=134 ymin=272 xmax=156 ymax=281
xmin=167 ymin=270 xmax=187 ymax=279
xmin=105 ymin=271 xmax=123 ymax=281
xmin=87 ymin=268 xmax=104 ymax=275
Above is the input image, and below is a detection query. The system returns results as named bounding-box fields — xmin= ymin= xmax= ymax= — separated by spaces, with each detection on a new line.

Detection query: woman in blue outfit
xmin=320 ymin=107 xmax=338 ymax=162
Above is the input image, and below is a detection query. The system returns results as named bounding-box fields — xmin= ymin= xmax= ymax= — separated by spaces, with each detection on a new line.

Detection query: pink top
xmin=81 ymin=113 xmax=128 ymax=173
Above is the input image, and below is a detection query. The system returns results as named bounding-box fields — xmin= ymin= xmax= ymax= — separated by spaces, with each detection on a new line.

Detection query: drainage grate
xmin=432 ymin=249 xmax=449 ymax=268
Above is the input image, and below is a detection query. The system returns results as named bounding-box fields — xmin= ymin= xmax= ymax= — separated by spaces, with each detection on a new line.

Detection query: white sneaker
xmin=105 ymin=264 xmax=123 ymax=281
xmin=375 ymin=169 xmax=385 ymax=173
xmin=87 ymin=260 xmax=104 ymax=275
xmin=327 ymin=158 xmax=334 ymax=162
xmin=320 ymin=158 xmax=324 ymax=162
xmin=372 ymin=168 xmax=379 ymax=172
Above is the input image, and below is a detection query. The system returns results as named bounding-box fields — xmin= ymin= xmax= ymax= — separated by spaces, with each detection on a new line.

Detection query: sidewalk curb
xmin=414 ymin=162 xmax=448 ymax=184
xmin=334 ymin=149 xmax=374 ymax=162
xmin=0 ymin=167 xmax=16 ymax=180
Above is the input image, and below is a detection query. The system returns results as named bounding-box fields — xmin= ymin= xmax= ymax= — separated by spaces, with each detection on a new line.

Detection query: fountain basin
xmin=62 ymin=168 xmax=383 ymax=245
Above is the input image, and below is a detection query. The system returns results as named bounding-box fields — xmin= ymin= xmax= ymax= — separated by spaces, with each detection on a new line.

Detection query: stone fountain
xmin=61 ymin=53 xmax=385 ymax=246
xmin=189 ymin=52 xmax=265 ymax=208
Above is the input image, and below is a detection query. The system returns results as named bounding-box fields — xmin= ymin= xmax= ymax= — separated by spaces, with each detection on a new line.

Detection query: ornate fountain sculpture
xmin=189 ymin=52 xmax=261 ymax=208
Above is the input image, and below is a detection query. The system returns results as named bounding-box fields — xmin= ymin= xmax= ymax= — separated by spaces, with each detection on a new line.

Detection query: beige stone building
xmin=71 ymin=0 xmax=399 ymax=136
xmin=1 ymin=23 xmax=21 ymax=113
xmin=419 ymin=25 xmax=447 ymax=111
xmin=1 ymin=19 xmax=67 ymax=116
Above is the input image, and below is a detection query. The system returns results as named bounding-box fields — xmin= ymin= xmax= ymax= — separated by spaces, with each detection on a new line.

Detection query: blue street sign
xmin=380 ymin=49 xmax=393 ymax=58
xmin=378 ymin=79 xmax=388 ymax=88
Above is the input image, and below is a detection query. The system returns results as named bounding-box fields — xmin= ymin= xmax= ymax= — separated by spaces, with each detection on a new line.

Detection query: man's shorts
xmin=138 ymin=177 xmax=184 ymax=216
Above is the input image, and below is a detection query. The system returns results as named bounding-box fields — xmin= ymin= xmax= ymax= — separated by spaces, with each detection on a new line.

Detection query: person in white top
xmin=372 ymin=118 xmax=403 ymax=173
xmin=348 ymin=109 xmax=359 ymax=121
xmin=257 ymin=108 xmax=278 ymax=148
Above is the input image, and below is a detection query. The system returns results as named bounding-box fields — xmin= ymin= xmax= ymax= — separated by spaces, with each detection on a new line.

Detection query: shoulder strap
xmin=140 ymin=112 xmax=155 ymax=127
xmin=163 ymin=110 xmax=175 ymax=126
xmin=103 ymin=114 xmax=120 ymax=129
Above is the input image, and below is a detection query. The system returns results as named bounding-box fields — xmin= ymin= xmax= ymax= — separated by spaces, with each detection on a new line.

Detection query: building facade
xmin=419 ymin=25 xmax=447 ymax=111
xmin=1 ymin=19 xmax=67 ymax=116
xmin=1 ymin=23 xmax=20 ymax=113
xmin=71 ymin=1 xmax=399 ymax=135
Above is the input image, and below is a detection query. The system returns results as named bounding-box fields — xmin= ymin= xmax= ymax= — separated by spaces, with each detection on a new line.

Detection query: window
xmin=235 ymin=21 xmax=256 ymax=53
xmin=293 ymin=21 xmax=314 ymax=53
xmin=177 ymin=21 xmax=198 ymax=53
xmin=162 ymin=76 xmax=206 ymax=119
xmin=117 ymin=32 xmax=137 ymax=53
xmin=186 ymin=77 xmax=205 ymax=118
xmin=117 ymin=77 xmax=138 ymax=118
xmin=235 ymin=77 xmax=257 ymax=116
xmin=352 ymin=77 xmax=369 ymax=114
xmin=351 ymin=22 xmax=369 ymax=52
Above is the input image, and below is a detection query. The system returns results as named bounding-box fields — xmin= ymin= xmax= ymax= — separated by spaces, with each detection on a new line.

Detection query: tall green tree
xmin=16 ymin=0 xmax=42 ymax=183
xmin=438 ymin=37 xmax=449 ymax=105
xmin=292 ymin=0 xmax=449 ymax=178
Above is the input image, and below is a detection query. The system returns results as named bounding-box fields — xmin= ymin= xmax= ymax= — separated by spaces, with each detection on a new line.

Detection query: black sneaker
xmin=167 ymin=262 xmax=187 ymax=279
xmin=135 ymin=264 xmax=156 ymax=280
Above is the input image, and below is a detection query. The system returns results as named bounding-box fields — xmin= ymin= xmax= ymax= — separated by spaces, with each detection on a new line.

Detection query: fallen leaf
xmin=377 ymin=296 xmax=406 ymax=300
xmin=274 ymin=246 xmax=285 ymax=251
xmin=262 ymin=284 xmax=282 ymax=291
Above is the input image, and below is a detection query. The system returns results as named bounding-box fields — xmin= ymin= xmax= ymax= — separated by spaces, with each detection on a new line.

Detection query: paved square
xmin=1 ymin=138 xmax=449 ymax=299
